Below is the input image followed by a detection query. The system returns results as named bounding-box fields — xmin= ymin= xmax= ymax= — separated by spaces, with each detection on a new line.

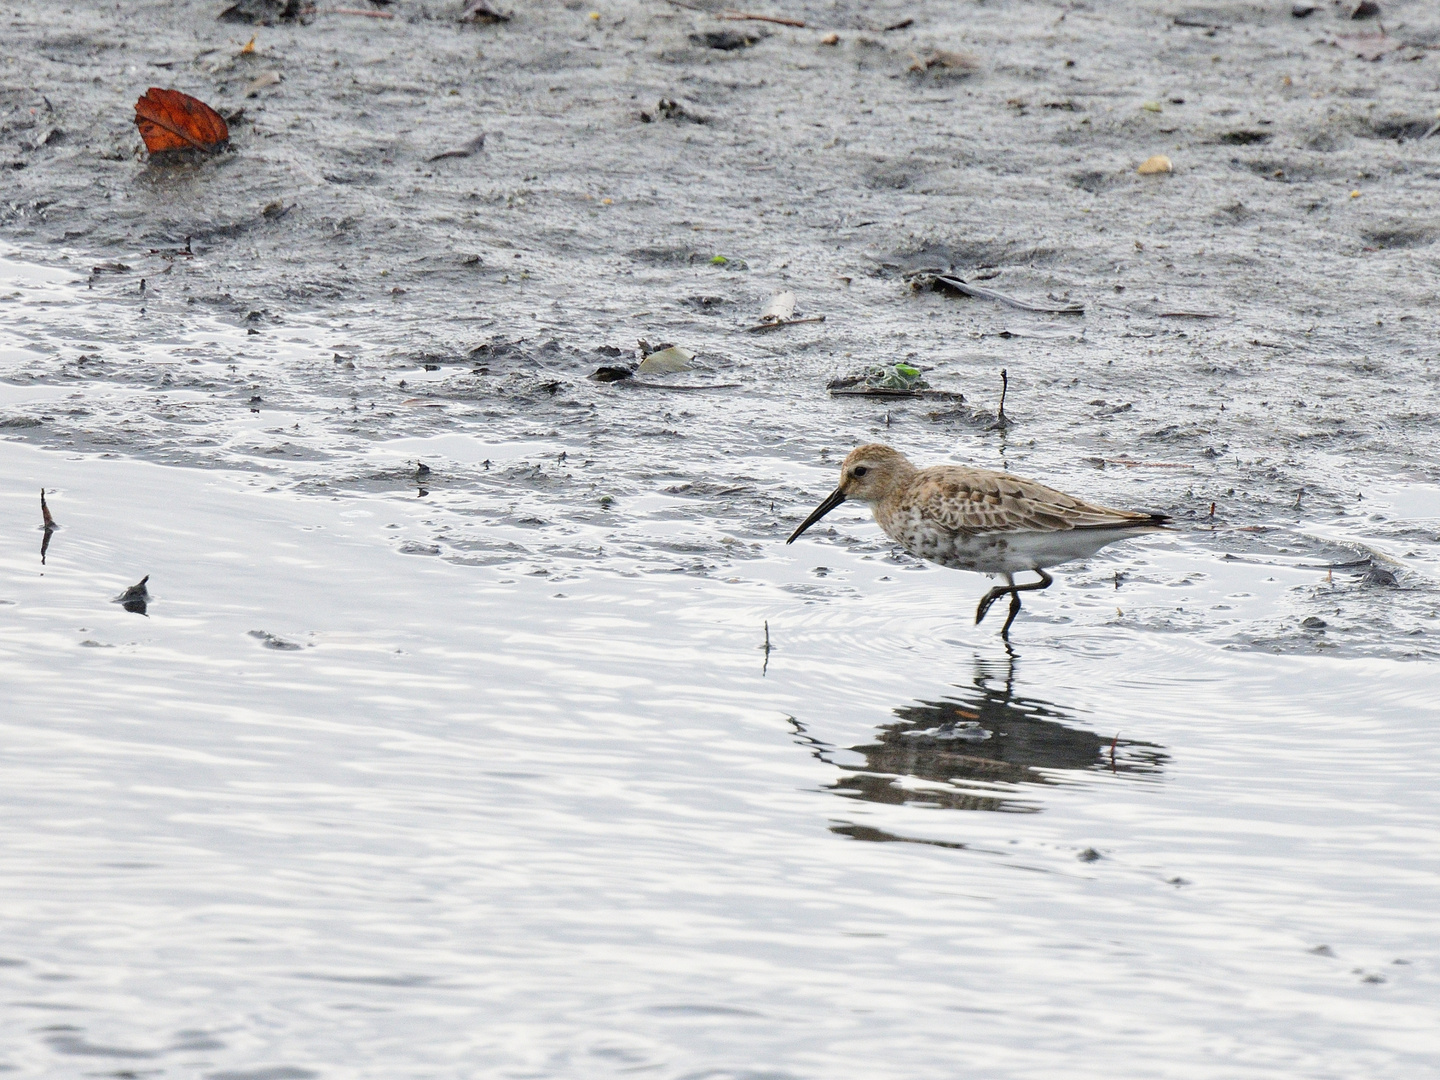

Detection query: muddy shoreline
xmin=3 ymin=0 xmax=1440 ymax=656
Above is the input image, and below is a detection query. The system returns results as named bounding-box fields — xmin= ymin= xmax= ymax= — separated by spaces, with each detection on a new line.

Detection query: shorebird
xmin=787 ymin=444 xmax=1169 ymax=636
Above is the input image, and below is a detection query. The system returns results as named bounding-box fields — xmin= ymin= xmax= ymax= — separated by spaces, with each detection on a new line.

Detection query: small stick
xmin=719 ymin=11 xmax=806 ymax=27
xmin=882 ymin=17 xmax=914 ymax=30
xmin=762 ymin=620 xmax=771 ymax=676
xmin=1105 ymin=458 xmax=1195 ymax=469
xmin=41 ymin=490 xmax=57 ymax=531
xmin=997 ymin=368 xmax=1008 ymax=422
xmin=933 ymin=273 xmax=1084 ymax=315
xmin=744 ymin=315 xmax=825 ymax=333
xmin=1110 ymin=732 xmax=1119 ymax=773
xmin=625 ymin=381 xmax=741 ymax=391
xmin=827 ymin=387 xmax=963 ymax=400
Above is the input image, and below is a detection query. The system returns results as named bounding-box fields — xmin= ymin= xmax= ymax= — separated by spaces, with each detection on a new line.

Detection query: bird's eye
xmin=852 ymin=466 xmax=869 ymax=478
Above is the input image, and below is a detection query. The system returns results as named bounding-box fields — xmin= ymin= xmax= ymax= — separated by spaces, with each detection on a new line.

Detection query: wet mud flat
xmin=2 ymin=0 xmax=1440 ymax=659
xmin=2 ymin=1 xmax=1440 ymax=1076
xmin=1 ymin=0 xmax=1439 ymax=653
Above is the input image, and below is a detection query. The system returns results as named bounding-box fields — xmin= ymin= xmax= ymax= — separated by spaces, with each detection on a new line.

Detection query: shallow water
xmin=4 ymin=440 xmax=1440 ymax=1079
xmin=4 ymin=0 xmax=1440 ymax=1074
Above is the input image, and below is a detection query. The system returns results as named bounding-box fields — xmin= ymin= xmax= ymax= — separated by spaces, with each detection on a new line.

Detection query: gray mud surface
xmin=4 ymin=0 xmax=1440 ymax=655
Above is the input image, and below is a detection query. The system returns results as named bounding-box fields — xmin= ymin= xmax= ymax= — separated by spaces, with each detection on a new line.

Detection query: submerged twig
xmin=40 ymin=490 xmax=56 ymax=565
xmin=719 ymin=10 xmax=805 ymax=26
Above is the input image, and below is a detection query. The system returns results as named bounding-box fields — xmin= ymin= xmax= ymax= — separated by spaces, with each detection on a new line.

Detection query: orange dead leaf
xmin=134 ymin=88 xmax=230 ymax=156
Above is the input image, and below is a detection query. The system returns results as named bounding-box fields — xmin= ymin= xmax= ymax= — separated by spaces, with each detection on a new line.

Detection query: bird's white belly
xmin=888 ymin=516 xmax=1152 ymax=575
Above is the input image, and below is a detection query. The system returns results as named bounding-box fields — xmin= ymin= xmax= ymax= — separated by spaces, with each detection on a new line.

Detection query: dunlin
xmin=787 ymin=444 xmax=1168 ymax=635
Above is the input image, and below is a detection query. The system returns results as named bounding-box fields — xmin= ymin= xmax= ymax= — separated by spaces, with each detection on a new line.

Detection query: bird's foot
xmin=975 ymin=586 xmax=1010 ymax=625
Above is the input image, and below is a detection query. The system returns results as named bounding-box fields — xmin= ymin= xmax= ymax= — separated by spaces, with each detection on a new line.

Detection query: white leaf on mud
xmin=245 ymin=70 xmax=282 ymax=97
xmin=637 ymin=346 xmax=695 ymax=374
xmin=460 ymin=0 xmax=511 ymax=23
xmin=760 ymin=291 xmax=796 ymax=322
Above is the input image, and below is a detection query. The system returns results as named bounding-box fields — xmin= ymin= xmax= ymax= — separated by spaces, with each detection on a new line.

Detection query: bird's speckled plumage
xmin=786 ymin=444 xmax=1168 ymax=634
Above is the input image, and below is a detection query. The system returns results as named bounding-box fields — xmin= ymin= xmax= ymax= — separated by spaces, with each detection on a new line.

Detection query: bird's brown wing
xmin=912 ymin=467 xmax=1158 ymax=534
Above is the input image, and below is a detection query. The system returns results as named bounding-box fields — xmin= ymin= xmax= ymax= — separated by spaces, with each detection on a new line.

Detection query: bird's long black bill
xmin=786 ymin=488 xmax=846 ymax=544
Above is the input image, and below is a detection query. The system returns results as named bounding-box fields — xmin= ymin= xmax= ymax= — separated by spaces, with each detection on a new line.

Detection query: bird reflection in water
xmin=792 ymin=658 xmax=1167 ymax=835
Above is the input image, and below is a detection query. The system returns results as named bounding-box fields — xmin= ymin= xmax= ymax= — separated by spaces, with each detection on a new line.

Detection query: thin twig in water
xmin=719 ymin=10 xmax=805 ymax=26
xmin=997 ymin=368 xmax=1008 ymax=422
xmin=1106 ymin=458 xmax=1194 ymax=469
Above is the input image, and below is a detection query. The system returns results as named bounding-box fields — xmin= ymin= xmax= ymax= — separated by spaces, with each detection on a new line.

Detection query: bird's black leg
xmin=998 ymin=569 xmax=1055 ymax=637
xmin=976 ymin=573 xmax=1016 ymax=625
xmin=1000 ymin=591 xmax=1022 ymax=637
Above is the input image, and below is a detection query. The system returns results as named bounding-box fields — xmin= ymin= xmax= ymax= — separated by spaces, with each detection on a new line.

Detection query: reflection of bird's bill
xmin=786 ymin=488 xmax=846 ymax=544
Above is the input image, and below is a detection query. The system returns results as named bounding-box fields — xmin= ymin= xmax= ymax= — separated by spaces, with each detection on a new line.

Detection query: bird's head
xmin=786 ymin=444 xmax=914 ymax=543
